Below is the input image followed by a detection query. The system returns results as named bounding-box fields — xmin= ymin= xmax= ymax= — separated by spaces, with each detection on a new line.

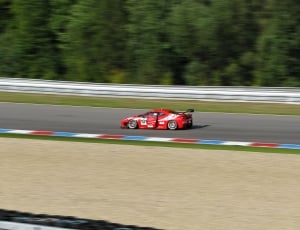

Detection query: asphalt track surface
xmin=0 ymin=102 xmax=299 ymax=144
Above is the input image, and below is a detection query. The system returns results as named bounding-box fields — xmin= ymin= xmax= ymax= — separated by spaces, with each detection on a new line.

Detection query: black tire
xmin=167 ymin=120 xmax=178 ymax=130
xmin=127 ymin=119 xmax=138 ymax=129
xmin=187 ymin=120 xmax=193 ymax=128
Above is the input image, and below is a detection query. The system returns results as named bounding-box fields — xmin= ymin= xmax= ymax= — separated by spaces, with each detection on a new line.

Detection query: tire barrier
xmin=0 ymin=209 xmax=161 ymax=230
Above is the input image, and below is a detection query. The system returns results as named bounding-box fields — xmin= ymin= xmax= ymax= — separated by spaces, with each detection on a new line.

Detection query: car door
xmin=156 ymin=112 xmax=168 ymax=128
xmin=146 ymin=112 xmax=158 ymax=128
xmin=138 ymin=113 xmax=148 ymax=128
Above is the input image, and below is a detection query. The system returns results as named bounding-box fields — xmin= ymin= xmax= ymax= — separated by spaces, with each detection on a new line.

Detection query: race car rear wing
xmin=177 ymin=108 xmax=194 ymax=114
xmin=185 ymin=108 xmax=194 ymax=113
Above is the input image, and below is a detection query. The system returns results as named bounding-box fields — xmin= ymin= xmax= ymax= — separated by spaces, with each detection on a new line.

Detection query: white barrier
xmin=0 ymin=78 xmax=299 ymax=104
xmin=0 ymin=221 xmax=76 ymax=230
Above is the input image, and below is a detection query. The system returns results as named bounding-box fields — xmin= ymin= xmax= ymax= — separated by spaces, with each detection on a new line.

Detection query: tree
xmin=209 ymin=0 xmax=259 ymax=85
xmin=11 ymin=0 xmax=59 ymax=79
xmin=63 ymin=0 xmax=128 ymax=82
xmin=0 ymin=0 xmax=18 ymax=77
xmin=256 ymin=0 xmax=300 ymax=86
xmin=0 ymin=0 xmax=12 ymax=33
xmin=49 ymin=0 xmax=77 ymax=79
xmin=168 ymin=0 xmax=213 ymax=85
xmin=126 ymin=0 xmax=177 ymax=84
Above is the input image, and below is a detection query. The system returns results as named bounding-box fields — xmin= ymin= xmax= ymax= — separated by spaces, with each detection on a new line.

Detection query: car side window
xmin=142 ymin=112 xmax=149 ymax=118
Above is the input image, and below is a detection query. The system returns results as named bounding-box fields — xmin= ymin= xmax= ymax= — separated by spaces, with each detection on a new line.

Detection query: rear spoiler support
xmin=185 ymin=108 xmax=194 ymax=113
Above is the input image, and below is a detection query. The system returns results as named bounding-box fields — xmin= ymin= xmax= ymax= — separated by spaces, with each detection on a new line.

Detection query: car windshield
xmin=140 ymin=110 xmax=175 ymax=117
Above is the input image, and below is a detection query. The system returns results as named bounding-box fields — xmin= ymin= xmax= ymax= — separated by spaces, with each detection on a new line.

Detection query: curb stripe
xmin=123 ymin=136 xmax=147 ymax=141
xmin=0 ymin=128 xmax=11 ymax=133
xmin=74 ymin=133 xmax=102 ymax=138
xmin=0 ymin=128 xmax=299 ymax=150
xmin=31 ymin=131 xmax=54 ymax=135
xmin=222 ymin=141 xmax=252 ymax=146
xmin=8 ymin=129 xmax=33 ymax=134
xmin=250 ymin=143 xmax=280 ymax=148
xmin=199 ymin=140 xmax=224 ymax=145
xmin=172 ymin=138 xmax=199 ymax=143
xmin=99 ymin=134 xmax=125 ymax=139
xmin=144 ymin=137 xmax=173 ymax=142
xmin=53 ymin=132 xmax=77 ymax=137
xmin=278 ymin=144 xmax=300 ymax=150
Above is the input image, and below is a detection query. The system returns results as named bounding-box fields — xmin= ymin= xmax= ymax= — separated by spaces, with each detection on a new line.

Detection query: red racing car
xmin=120 ymin=108 xmax=194 ymax=130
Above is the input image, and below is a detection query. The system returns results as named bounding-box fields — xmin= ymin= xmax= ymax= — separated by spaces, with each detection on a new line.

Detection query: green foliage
xmin=256 ymin=0 xmax=300 ymax=86
xmin=109 ymin=69 xmax=128 ymax=84
xmin=0 ymin=0 xmax=12 ymax=33
xmin=0 ymin=0 xmax=299 ymax=86
xmin=0 ymin=0 xmax=18 ymax=76
xmin=168 ymin=0 xmax=213 ymax=85
xmin=8 ymin=0 xmax=58 ymax=79
xmin=62 ymin=0 xmax=127 ymax=82
xmin=209 ymin=0 xmax=259 ymax=85
xmin=126 ymin=0 xmax=175 ymax=84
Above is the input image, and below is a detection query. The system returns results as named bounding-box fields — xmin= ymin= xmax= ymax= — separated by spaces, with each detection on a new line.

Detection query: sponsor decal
xmin=140 ymin=118 xmax=147 ymax=125
xmin=159 ymin=114 xmax=178 ymax=121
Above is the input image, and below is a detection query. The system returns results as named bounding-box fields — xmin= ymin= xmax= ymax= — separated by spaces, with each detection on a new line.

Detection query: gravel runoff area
xmin=1 ymin=138 xmax=300 ymax=230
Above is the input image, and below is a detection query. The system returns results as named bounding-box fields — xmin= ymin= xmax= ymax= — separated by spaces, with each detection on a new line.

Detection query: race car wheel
xmin=127 ymin=119 xmax=138 ymax=129
xmin=187 ymin=121 xmax=193 ymax=128
xmin=167 ymin=120 xmax=178 ymax=130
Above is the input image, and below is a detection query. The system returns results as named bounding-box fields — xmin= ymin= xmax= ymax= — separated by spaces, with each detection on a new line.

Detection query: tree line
xmin=0 ymin=0 xmax=299 ymax=86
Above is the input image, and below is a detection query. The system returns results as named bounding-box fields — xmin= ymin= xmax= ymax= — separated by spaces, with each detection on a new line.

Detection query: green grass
xmin=0 ymin=133 xmax=299 ymax=155
xmin=0 ymin=92 xmax=300 ymax=115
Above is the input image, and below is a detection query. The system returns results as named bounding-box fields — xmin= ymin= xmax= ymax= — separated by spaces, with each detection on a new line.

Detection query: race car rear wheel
xmin=187 ymin=120 xmax=193 ymax=128
xmin=127 ymin=119 xmax=138 ymax=129
xmin=167 ymin=120 xmax=177 ymax=130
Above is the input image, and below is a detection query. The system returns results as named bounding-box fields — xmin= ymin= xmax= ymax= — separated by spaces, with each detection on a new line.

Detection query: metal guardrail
xmin=0 ymin=209 xmax=159 ymax=230
xmin=0 ymin=78 xmax=300 ymax=103
xmin=0 ymin=221 xmax=75 ymax=230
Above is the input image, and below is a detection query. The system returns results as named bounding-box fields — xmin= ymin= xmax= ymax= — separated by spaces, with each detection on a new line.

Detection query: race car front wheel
xmin=167 ymin=120 xmax=177 ymax=130
xmin=127 ymin=119 xmax=138 ymax=129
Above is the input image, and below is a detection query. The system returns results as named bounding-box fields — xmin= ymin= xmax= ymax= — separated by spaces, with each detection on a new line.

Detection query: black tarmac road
xmin=0 ymin=102 xmax=299 ymax=144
